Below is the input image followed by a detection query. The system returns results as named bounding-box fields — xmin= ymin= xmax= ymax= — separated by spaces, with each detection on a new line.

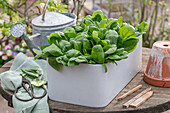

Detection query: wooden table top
xmin=1 ymin=48 xmax=170 ymax=113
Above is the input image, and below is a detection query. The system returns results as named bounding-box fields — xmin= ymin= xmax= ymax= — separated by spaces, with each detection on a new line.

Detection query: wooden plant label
xmin=129 ymin=90 xmax=154 ymax=108
xmin=123 ymin=87 xmax=152 ymax=108
xmin=118 ymin=85 xmax=142 ymax=101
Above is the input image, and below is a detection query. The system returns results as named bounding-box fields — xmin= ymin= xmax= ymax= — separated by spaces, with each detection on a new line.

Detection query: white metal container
xmin=47 ymin=35 xmax=142 ymax=107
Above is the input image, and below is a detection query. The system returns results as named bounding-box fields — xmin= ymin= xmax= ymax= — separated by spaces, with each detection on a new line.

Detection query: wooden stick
xmin=118 ymin=85 xmax=142 ymax=101
xmin=129 ymin=90 xmax=154 ymax=108
xmin=123 ymin=87 xmax=152 ymax=108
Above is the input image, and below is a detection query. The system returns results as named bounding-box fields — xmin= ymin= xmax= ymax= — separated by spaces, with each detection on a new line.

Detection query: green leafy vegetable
xmin=107 ymin=20 xmax=118 ymax=29
xmin=31 ymin=79 xmax=46 ymax=87
xmin=103 ymin=63 xmax=107 ymax=72
xmin=33 ymin=10 xmax=147 ymax=72
xmin=20 ymin=68 xmax=46 ymax=87
xmin=48 ymin=57 xmax=62 ymax=71
xmin=67 ymin=57 xmax=79 ymax=66
xmin=119 ymin=25 xmax=136 ymax=39
xmin=48 ymin=32 xmax=62 ymax=44
xmin=63 ymin=27 xmax=76 ymax=39
xmin=105 ymin=30 xmax=119 ymax=44
xmin=83 ymin=38 xmax=91 ymax=53
xmin=91 ymin=45 xmax=104 ymax=64
xmin=135 ymin=22 xmax=148 ymax=37
xmin=21 ymin=69 xmax=39 ymax=79
xmin=104 ymin=44 xmax=117 ymax=56
xmin=99 ymin=19 xmax=107 ymax=28
xmin=43 ymin=43 xmax=63 ymax=57
xmin=118 ymin=16 xmax=123 ymax=27
xmin=33 ymin=49 xmax=43 ymax=59
xmin=92 ymin=10 xmax=103 ymax=22
xmin=122 ymin=38 xmax=139 ymax=53
xmin=66 ymin=49 xmax=81 ymax=58
xmin=92 ymin=31 xmax=100 ymax=44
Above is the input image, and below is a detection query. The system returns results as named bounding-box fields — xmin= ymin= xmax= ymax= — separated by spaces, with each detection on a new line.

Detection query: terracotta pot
xmin=144 ymin=41 xmax=170 ymax=87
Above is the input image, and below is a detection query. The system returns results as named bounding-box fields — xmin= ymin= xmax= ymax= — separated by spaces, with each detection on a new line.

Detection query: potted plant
xmin=34 ymin=10 xmax=147 ymax=107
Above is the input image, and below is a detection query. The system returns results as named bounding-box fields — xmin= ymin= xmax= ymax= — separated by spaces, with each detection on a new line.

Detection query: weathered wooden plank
xmin=2 ymin=60 xmax=13 ymax=68
xmin=0 ymin=67 xmax=10 ymax=73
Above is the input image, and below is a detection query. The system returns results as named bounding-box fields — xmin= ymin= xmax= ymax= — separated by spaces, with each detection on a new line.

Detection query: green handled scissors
xmin=14 ymin=78 xmax=47 ymax=101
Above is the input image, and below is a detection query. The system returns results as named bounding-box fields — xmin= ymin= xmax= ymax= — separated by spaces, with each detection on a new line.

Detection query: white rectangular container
xmin=47 ymin=35 xmax=142 ymax=107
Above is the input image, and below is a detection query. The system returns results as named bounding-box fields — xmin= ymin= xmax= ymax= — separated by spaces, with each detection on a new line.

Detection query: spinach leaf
xmin=43 ymin=43 xmax=63 ymax=57
xmin=106 ymin=53 xmax=128 ymax=61
xmin=48 ymin=57 xmax=62 ymax=71
xmin=84 ymin=54 xmax=92 ymax=60
xmin=118 ymin=16 xmax=123 ymax=27
xmin=72 ymin=40 xmax=82 ymax=51
xmin=21 ymin=69 xmax=39 ymax=79
xmin=117 ymin=36 xmax=123 ymax=48
xmin=40 ymin=45 xmax=48 ymax=50
xmin=63 ymin=55 xmax=69 ymax=62
xmin=67 ymin=57 xmax=79 ymax=66
xmin=105 ymin=30 xmax=118 ymax=44
xmin=119 ymin=24 xmax=136 ymax=39
xmin=122 ymin=37 xmax=139 ymax=53
xmin=135 ymin=22 xmax=148 ymax=37
xmin=99 ymin=19 xmax=107 ymax=28
xmin=85 ymin=20 xmax=93 ymax=26
xmin=72 ymin=25 xmax=83 ymax=32
xmin=106 ymin=60 xmax=118 ymax=65
xmin=86 ymin=15 xmax=92 ymax=21
xmin=75 ymin=32 xmax=88 ymax=41
xmin=48 ymin=32 xmax=62 ymax=45
xmin=33 ymin=49 xmax=43 ymax=59
xmin=83 ymin=38 xmax=91 ymax=52
xmin=89 ymin=26 xmax=100 ymax=33
xmin=63 ymin=27 xmax=76 ymax=39
xmin=107 ymin=20 xmax=118 ymax=29
xmin=106 ymin=54 xmax=119 ymax=60
xmin=103 ymin=45 xmax=112 ymax=51
xmin=56 ymin=56 xmax=67 ymax=66
xmin=91 ymin=45 xmax=104 ymax=63
xmin=92 ymin=31 xmax=100 ymax=44
xmin=88 ymin=60 xmax=96 ymax=64
xmin=59 ymin=40 xmax=72 ymax=52
xmin=103 ymin=63 xmax=107 ymax=72
xmin=92 ymin=10 xmax=103 ymax=22
xmin=100 ymin=28 xmax=107 ymax=35
xmin=75 ymin=56 xmax=88 ymax=63
xmin=114 ymin=48 xmax=125 ymax=55
xmin=31 ymin=79 xmax=46 ymax=87
xmin=104 ymin=44 xmax=117 ymax=56
xmin=100 ymin=40 xmax=108 ymax=46
xmin=66 ymin=49 xmax=81 ymax=58
xmin=98 ymin=32 xmax=104 ymax=39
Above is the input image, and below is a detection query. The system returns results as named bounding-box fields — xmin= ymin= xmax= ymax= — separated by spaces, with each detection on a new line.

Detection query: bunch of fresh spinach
xmin=33 ymin=10 xmax=147 ymax=72
xmin=21 ymin=68 xmax=46 ymax=87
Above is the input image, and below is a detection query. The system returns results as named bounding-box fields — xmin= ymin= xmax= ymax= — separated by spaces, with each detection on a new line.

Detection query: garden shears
xmin=14 ymin=77 xmax=47 ymax=102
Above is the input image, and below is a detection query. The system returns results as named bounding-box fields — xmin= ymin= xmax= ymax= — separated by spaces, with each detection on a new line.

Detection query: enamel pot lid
xmin=32 ymin=12 xmax=74 ymax=27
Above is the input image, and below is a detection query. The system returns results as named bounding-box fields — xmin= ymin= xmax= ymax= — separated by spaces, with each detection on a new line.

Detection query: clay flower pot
xmin=144 ymin=41 xmax=170 ymax=87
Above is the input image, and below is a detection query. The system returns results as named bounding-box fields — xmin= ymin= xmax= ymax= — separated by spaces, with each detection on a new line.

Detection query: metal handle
xmin=42 ymin=0 xmax=50 ymax=22
xmin=73 ymin=0 xmax=77 ymax=16
xmin=22 ymin=34 xmax=41 ymax=56
xmin=29 ymin=33 xmax=41 ymax=40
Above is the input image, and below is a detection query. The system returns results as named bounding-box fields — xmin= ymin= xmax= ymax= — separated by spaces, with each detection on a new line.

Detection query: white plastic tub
xmin=47 ymin=35 xmax=142 ymax=107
